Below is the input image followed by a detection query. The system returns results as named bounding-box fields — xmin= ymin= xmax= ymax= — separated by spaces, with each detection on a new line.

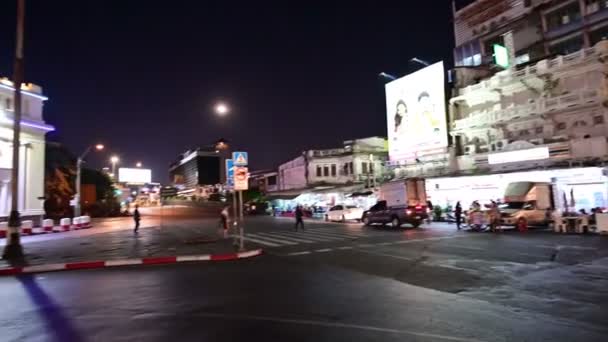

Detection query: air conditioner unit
xmin=493 ymin=139 xmax=509 ymax=151
xmin=464 ymin=144 xmax=476 ymax=155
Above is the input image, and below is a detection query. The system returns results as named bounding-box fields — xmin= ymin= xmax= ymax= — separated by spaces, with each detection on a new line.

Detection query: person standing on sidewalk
xmin=294 ymin=205 xmax=305 ymax=231
xmin=455 ymin=201 xmax=462 ymax=230
xmin=220 ymin=205 xmax=230 ymax=238
xmin=133 ymin=205 xmax=141 ymax=233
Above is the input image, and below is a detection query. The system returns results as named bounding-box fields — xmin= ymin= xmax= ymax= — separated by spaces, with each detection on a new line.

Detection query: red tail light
xmin=415 ymin=205 xmax=422 ymax=209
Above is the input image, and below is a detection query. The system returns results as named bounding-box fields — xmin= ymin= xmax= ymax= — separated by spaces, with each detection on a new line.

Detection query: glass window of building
xmin=557 ymin=122 xmax=567 ymax=130
xmin=546 ymin=2 xmax=582 ymax=31
xmin=348 ymin=162 xmax=354 ymax=174
xmin=589 ymin=24 xmax=608 ymax=45
xmin=323 ymin=166 xmax=329 ymax=177
xmin=549 ymin=35 xmax=584 ymax=55
xmin=362 ymin=162 xmax=368 ymax=174
xmin=535 ymin=126 xmax=544 ymax=134
xmin=316 ymin=166 xmax=322 ymax=177
xmin=331 ymin=164 xmax=336 ymax=177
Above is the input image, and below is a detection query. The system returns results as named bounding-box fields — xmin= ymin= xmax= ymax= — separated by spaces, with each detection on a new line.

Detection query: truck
xmin=362 ymin=177 xmax=428 ymax=228
xmin=500 ymin=181 xmax=554 ymax=227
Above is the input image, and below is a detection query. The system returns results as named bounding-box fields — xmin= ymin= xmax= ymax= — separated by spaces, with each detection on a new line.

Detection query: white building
xmin=0 ymin=77 xmax=53 ymax=220
xmin=277 ymin=137 xmax=388 ymax=191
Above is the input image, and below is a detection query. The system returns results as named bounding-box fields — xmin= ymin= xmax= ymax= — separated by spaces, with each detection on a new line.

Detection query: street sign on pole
xmin=234 ymin=167 xmax=249 ymax=191
xmin=232 ymin=151 xmax=248 ymax=166
xmin=225 ymin=159 xmax=234 ymax=186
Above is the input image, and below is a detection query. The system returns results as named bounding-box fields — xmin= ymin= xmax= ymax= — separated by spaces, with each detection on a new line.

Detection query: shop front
xmin=426 ymin=167 xmax=608 ymax=212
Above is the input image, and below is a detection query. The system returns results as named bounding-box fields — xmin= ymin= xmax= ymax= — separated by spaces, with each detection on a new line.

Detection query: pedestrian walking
xmin=489 ymin=201 xmax=501 ymax=232
xmin=294 ymin=205 xmax=305 ymax=231
xmin=133 ymin=204 xmax=141 ymax=233
xmin=455 ymin=201 xmax=462 ymax=230
xmin=220 ymin=205 xmax=230 ymax=238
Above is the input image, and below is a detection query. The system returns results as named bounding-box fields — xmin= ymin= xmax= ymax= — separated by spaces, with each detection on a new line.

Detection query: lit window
xmin=472 ymin=53 xmax=482 ymax=66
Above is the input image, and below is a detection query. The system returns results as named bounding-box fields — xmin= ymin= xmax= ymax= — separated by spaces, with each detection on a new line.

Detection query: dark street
xmin=2 ymin=216 xmax=608 ymax=341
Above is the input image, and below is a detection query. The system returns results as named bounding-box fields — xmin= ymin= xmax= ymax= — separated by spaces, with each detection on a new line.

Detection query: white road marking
xmin=314 ymin=248 xmax=332 ymax=253
xmin=256 ymin=232 xmax=314 ymax=243
xmin=238 ymin=235 xmax=281 ymax=247
xmin=314 ymin=228 xmax=366 ymax=236
xmin=269 ymin=232 xmax=318 ymax=243
xmin=305 ymin=230 xmax=357 ymax=240
xmin=189 ymin=312 xmax=487 ymax=342
xmin=286 ymin=251 xmax=312 ymax=256
xmin=247 ymin=233 xmax=298 ymax=245
xmin=289 ymin=232 xmax=343 ymax=242
xmin=337 ymin=246 xmax=353 ymax=250
xmin=357 ymin=244 xmax=374 ymax=248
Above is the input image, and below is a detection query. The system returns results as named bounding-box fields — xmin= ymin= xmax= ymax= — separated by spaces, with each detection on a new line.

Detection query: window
xmin=323 ymin=166 xmax=329 ymax=177
xmin=557 ymin=122 xmax=567 ymax=130
xmin=573 ymin=120 xmax=588 ymax=127
xmin=545 ymin=2 xmax=582 ymax=31
xmin=535 ymin=126 xmax=544 ymax=134
xmin=348 ymin=162 xmax=353 ymax=175
xmin=506 ymin=131 xmax=514 ymax=138
xmin=362 ymin=162 xmax=368 ymax=174
xmin=594 ymin=115 xmax=605 ymax=124
xmin=549 ymin=35 xmax=584 ymax=55
xmin=316 ymin=166 xmax=322 ymax=177
xmin=267 ymin=175 xmax=277 ymax=186
xmin=519 ymin=129 xmax=530 ymax=136
xmin=5 ymin=98 xmax=12 ymax=111
xmin=590 ymin=24 xmax=608 ymax=45
xmin=331 ymin=164 xmax=336 ymax=177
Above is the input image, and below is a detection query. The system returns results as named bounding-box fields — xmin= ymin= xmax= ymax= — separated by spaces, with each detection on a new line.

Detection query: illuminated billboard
xmin=118 ymin=168 xmax=152 ymax=184
xmin=385 ymin=61 xmax=448 ymax=161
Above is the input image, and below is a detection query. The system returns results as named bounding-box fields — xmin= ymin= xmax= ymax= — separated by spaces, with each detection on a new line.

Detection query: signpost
xmin=229 ymin=152 xmax=249 ymax=251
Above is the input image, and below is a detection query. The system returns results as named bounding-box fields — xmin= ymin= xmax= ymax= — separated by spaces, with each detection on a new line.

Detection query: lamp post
xmin=3 ymin=0 xmax=26 ymax=260
xmin=75 ymin=144 xmax=104 ymax=217
xmin=136 ymin=162 xmax=142 ymax=168
xmin=110 ymin=155 xmax=119 ymax=179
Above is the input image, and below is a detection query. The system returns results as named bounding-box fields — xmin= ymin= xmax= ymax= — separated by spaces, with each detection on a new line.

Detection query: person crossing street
xmin=294 ymin=205 xmax=305 ymax=231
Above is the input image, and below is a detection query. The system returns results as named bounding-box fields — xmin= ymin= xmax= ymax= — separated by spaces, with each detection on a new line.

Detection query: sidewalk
xmin=0 ymin=222 xmax=258 ymax=272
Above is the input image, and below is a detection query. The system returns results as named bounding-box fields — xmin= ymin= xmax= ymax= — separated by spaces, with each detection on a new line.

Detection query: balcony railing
xmin=453 ymin=89 xmax=601 ymax=131
xmin=458 ymin=44 xmax=601 ymax=96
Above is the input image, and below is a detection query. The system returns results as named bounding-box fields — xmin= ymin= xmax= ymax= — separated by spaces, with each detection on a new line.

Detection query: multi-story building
xmin=450 ymin=0 xmax=608 ymax=174
xmin=0 ymin=77 xmax=53 ymax=220
xmin=453 ymin=0 xmax=608 ymax=68
xmin=248 ymin=170 xmax=278 ymax=194
xmin=169 ymin=146 xmax=225 ymax=198
xmin=277 ymin=137 xmax=389 ymax=191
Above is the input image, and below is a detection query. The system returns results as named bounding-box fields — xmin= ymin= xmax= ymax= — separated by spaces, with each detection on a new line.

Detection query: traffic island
xmin=0 ymin=223 xmax=262 ymax=276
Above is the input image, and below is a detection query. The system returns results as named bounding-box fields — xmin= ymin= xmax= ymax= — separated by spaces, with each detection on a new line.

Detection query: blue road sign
xmin=226 ymin=159 xmax=235 ymax=186
xmin=232 ymin=151 xmax=248 ymax=166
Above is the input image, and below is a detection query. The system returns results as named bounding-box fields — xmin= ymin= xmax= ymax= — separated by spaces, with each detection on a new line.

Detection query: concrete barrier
xmin=21 ymin=220 xmax=33 ymax=235
xmin=43 ymin=219 xmax=54 ymax=233
xmin=82 ymin=216 xmax=92 ymax=228
xmin=58 ymin=218 xmax=71 ymax=232
xmin=0 ymin=221 xmax=7 ymax=238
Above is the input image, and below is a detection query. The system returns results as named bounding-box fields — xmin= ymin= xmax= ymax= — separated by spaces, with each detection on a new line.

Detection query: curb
xmin=0 ymin=249 xmax=263 ymax=276
xmin=0 ymin=224 xmax=94 ymax=239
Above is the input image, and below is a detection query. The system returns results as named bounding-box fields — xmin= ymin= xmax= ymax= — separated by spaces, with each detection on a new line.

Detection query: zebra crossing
xmin=234 ymin=226 xmax=378 ymax=248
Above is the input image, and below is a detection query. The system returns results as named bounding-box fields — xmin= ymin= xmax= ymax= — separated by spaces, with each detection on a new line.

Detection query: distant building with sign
xmin=0 ymin=77 xmax=53 ymax=221
xmin=169 ymin=145 xmax=227 ymax=198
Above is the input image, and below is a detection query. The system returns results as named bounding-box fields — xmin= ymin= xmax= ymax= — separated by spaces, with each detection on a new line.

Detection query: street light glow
xmin=215 ymin=103 xmax=229 ymax=115
xmin=95 ymin=144 xmax=105 ymax=151
xmin=136 ymin=162 xmax=142 ymax=167
xmin=110 ymin=156 xmax=119 ymax=164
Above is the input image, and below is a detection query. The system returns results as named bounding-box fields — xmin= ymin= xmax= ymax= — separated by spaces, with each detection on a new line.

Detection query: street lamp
xmin=378 ymin=72 xmax=397 ymax=81
xmin=410 ymin=57 xmax=431 ymax=67
xmin=110 ymin=155 xmax=119 ymax=178
xmin=136 ymin=162 xmax=142 ymax=168
xmin=75 ymin=144 xmax=105 ymax=217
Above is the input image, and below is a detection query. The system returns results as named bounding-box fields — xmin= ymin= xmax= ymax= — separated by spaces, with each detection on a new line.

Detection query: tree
xmin=80 ymin=168 xmax=121 ymax=217
xmin=44 ymin=143 xmax=76 ymax=219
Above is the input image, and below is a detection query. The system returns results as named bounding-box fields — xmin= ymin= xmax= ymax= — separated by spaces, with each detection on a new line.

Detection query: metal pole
xmin=74 ymin=158 xmax=82 ymax=217
xmin=232 ymin=189 xmax=238 ymax=245
xmin=3 ymin=0 xmax=26 ymax=260
xmin=238 ymin=190 xmax=244 ymax=251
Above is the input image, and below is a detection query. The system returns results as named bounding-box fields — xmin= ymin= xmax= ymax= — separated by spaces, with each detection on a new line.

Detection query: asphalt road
xmin=2 ymin=213 xmax=608 ymax=341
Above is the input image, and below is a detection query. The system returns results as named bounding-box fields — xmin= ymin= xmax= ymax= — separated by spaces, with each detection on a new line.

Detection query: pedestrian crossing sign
xmin=232 ymin=151 xmax=248 ymax=166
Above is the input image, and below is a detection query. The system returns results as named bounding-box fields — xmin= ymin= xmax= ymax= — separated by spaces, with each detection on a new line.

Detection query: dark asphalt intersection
xmin=1 ymin=216 xmax=608 ymax=341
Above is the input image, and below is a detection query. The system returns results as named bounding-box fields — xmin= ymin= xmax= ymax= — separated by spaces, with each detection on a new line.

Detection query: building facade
xmin=277 ymin=137 xmax=389 ymax=191
xmin=169 ymin=147 xmax=224 ymax=198
xmin=0 ymin=77 xmax=53 ymax=220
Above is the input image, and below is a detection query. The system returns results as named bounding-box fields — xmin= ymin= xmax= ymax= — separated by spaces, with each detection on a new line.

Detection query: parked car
xmin=325 ymin=205 xmax=364 ymax=222
xmin=362 ymin=178 xmax=428 ymax=228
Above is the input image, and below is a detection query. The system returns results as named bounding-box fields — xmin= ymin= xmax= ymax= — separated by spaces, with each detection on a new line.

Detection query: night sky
xmin=0 ymin=1 xmax=454 ymax=182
